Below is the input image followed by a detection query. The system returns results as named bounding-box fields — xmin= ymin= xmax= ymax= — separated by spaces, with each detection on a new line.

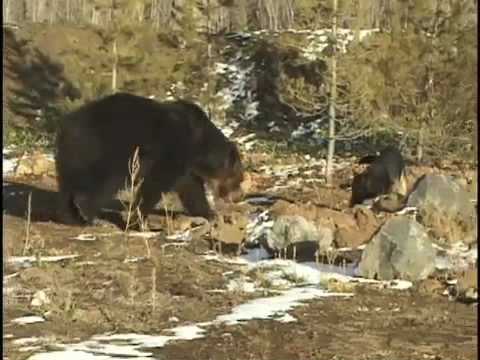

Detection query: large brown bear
xmin=350 ymin=146 xmax=407 ymax=207
xmin=55 ymin=93 xmax=244 ymax=226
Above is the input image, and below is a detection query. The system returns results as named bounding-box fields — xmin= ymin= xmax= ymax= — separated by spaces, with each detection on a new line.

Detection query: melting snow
xmin=11 ymin=316 xmax=46 ymax=325
xmin=3 ymin=148 xmax=18 ymax=176
xmin=214 ymin=287 xmax=353 ymax=326
xmin=434 ymin=242 xmax=477 ymax=271
xmin=8 ymin=255 xmax=80 ymax=266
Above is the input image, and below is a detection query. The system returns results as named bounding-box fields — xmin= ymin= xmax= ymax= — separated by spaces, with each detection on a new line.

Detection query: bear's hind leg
xmin=57 ymin=190 xmax=85 ymax=225
xmin=74 ymin=175 xmax=123 ymax=225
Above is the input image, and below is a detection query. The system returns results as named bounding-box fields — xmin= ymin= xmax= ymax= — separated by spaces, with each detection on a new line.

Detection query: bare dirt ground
xmin=3 ymin=22 xmax=477 ymax=360
xmin=3 ymin=157 xmax=477 ymax=360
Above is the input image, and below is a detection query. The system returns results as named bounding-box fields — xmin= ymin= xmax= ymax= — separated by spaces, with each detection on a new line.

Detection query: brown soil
xmin=3 ymin=170 xmax=477 ymax=360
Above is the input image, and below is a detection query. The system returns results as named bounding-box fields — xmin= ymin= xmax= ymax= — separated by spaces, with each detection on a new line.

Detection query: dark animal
xmin=350 ymin=146 xmax=407 ymax=207
xmin=55 ymin=93 xmax=244 ymax=226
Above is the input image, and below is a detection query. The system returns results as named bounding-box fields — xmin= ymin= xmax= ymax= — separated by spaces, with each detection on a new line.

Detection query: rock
xmin=373 ymin=193 xmax=406 ymax=213
xmin=15 ymin=153 xmax=56 ymax=177
xmin=456 ymin=267 xmax=478 ymax=302
xmin=407 ymin=174 xmax=476 ymax=245
xmin=31 ymin=290 xmax=51 ymax=307
xmin=407 ymin=174 xmax=475 ymax=220
xmin=358 ymin=217 xmax=436 ymax=281
xmin=335 ymin=207 xmax=379 ymax=249
xmin=263 ymin=215 xmax=334 ymax=259
xmin=211 ymin=211 xmax=250 ymax=255
xmin=417 ymin=278 xmax=445 ymax=295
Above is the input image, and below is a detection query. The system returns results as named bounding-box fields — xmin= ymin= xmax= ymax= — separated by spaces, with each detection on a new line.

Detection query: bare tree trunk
xmin=66 ymin=0 xmax=70 ymax=22
xmin=325 ymin=0 xmax=337 ymax=186
xmin=137 ymin=2 xmax=144 ymax=23
xmin=4 ymin=0 xmax=10 ymax=23
xmin=82 ymin=0 xmax=87 ymax=23
xmin=112 ymin=40 xmax=118 ymax=93
xmin=474 ymin=112 xmax=478 ymax=196
xmin=206 ymin=0 xmax=213 ymax=118
xmin=416 ymin=122 xmax=424 ymax=163
xmin=150 ymin=0 xmax=156 ymax=22
xmin=32 ymin=0 xmax=37 ymax=22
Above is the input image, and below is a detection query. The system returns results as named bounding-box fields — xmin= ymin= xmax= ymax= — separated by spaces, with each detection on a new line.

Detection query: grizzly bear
xmin=55 ymin=93 xmax=244 ymax=226
xmin=350 ymin=146 xmax=407 ymax=207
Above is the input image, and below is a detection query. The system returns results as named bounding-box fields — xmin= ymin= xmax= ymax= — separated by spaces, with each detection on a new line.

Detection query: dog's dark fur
xmin=55 ymin=93 xmax=244 ymax=226
xmin=350 ymin=146 xmax=407 ymax=207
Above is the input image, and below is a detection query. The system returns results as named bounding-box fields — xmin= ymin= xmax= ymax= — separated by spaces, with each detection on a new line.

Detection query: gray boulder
xmin=407 ymin=174 xmax=476 ymax=245
xmin=358 ymin=217 xmax=436 ymax=281
xmin=407 ymin=174 xmax=475 ymax=222
xmin=262 ymin=215 xmax=334 ymax=260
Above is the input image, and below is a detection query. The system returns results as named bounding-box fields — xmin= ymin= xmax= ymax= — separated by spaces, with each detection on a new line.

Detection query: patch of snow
xmin=276 ymin=313 xmax=297 ymax=323
xmin=213 ymin=286 xmax=353 ymax=326
xmin=4 ymin=272 xmax=20 ymax=280
xmin=387 ymin=280 xmax=414 ymax=290
xmin=3 ymin=158 xmax=18 ymax=175
xmin=248 ymin=259 xmax=356 ymax=286
xmin=203 ymin=253 xmax=249 ymax=265
xmin=70 ymin=234 xmax=97 ymax=241
xmin=12 ymin=337 xmax=44 ymax=345
xmin=240 ymin=251 xmax=413 ymax=291
xmin=11 ymin=316 xmax=46 ymax=325
xmin=237 ymin=133 xmax=256 ymax=144
xmin=245 ymin=210 xmax=274 ymax=246
xmin=226 ymin=278 xmax=257 ymax=293
xmin=244 ymin=101 xmax=259 ymax=121
xmin=19 ymin=346 xmax=43 ymax=352
xmin=27 ymin=350 xmax=150 ymax=360
xmin=241 ymin=247 xmax=271 ymax=263
xmin=123 ymin=256 xmax=147 ymax=264
xmin=166 ymin=230 xmax=192 ymax=242
xmin=68 ymin=341 xmax=152 ymax=357
xmin=163 ymin=324 xmax=206 ymax=340
xmin=434 ymin=242 xmax=477 ymax=271
xmin=125 ymin=231 xmax=160 ymax=239
xmin=8 ymin=255 xmax=80 ymax=266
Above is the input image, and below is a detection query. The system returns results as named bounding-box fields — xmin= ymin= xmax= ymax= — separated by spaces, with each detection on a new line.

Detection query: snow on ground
xmin=7 ymin=255 xmax=80 ymax=267
xmin=11 ymin=316 xmax=46 ymax=325
xmin=212 ymin=28 xmax=381 ymax=148
xmin=7 ymin=207 xmax=474 ymax=359
xmin=16 ymin=241 xmax=417 ymax=359
xmin=434 ymin=242 xmax=477 ymax=271
xmin=20 ymin=264 xmax=352 ymax=359
xmin=3 ymin=147 xmax=18 ymax=176
xmin=214 ymin=286 xmax=353 ymax=326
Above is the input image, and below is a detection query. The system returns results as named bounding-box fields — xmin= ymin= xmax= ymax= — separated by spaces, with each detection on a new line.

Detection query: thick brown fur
xmin=350 ymin=146 xmax=407 ymax=207
xmin=55 ymin=93 xmax=244 ymax=226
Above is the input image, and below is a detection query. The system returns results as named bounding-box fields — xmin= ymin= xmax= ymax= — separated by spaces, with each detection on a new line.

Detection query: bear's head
xmin=194 ymin=140 xmax=244 ymax=203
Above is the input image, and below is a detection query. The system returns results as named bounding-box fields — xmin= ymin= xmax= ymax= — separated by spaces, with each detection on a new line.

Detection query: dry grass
xmin=325 ymin=247 xmax=339 ymax=266
xmin=151 ymin=266 xmax=157 ymax=313
xmin=161 ymin=193 xmax=175 ymax=236
xmin=122 ymin=147 xmax=145 ymax=232
xmin=121 ymin=147 xmax=152 ymax=259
